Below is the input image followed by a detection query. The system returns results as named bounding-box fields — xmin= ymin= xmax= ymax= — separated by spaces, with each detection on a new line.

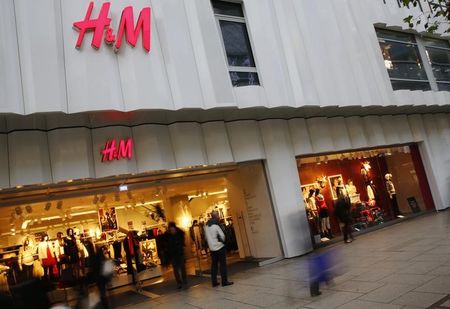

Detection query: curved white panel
xmin=381 ymin=115 xmax=401 ymax=145
xmin=8 ymin=131 xmax=52 ymax=186
xmin=0 ymin=134 xmax=9 ymax=188
xmin=306 ymin=117 xmax=334 ymax=154
xmin=393 ymin=115 xmax=413 ymax=143
xmin=14 ymin=0 xmax=67 ymax=113
xmin=259 ymin=119 xmax=312 ymax=257
xmin=407 ymin=114 xmax=426 ymax=142
xmin=0 ymin=0 xmax=23 ymax=114
xmin=227 ymin=120 xmax=265 ymax=162
xmin=91 ymin=127 xmax=137 ymax=178
xmin=329 ymin=117 xmax=352 ymax=151
xmin=363 ymin=115 xmax=386 ymax=147
xmin=346 ymin=116 xmax=368 ymax=149
xmin=288 ymin=118 xmax=313 ymax=156
xmin=48 ymin=128 xmax=95 ymax=182
xmin=201 ymin=122 xmax=234 ymax=164
xmin=132 ymin=124 xmax=176 ymax=172
xmin=169 ymin=123 xmax=207 ymax=168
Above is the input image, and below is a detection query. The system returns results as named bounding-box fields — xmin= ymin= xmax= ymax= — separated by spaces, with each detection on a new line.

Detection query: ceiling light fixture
xmin=56 ymin=201 xmax=63 ymax=210
xmin=44 ymin=202 xmax=51 ymax=211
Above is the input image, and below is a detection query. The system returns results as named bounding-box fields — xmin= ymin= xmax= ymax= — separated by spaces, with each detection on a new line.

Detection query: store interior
xmin=0 ymin=161 xmax=282 ymax=295
xmin=298 ymin=144 xmax=435 ymax=244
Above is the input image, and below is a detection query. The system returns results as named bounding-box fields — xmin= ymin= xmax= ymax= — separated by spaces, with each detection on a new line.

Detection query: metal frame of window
xmin=375 ymin=28 xmax=450 ymax=91
xmin=421 ymin=38 xmax=450 ymax=88
xmin=213 ymin=2 xmax=259 ymax=80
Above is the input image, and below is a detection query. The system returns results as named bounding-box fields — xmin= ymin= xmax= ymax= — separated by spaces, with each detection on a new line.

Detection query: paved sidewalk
xmin=117 ymin=211 xmax=450 ymax=309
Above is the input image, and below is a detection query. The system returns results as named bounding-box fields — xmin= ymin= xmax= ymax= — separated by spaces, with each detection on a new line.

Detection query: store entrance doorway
xmin=0 ymin=161 xmax=281 ymax=298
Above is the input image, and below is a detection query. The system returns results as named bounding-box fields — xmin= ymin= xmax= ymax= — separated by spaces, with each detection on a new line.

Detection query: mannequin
xmin=336 ymin=176 xmax=348 ymax=197
xmin=306 ymin=189 xmax=319 ymax=218
xmin=54 ymin=232 xmax=65 ymax=277
xmin=385 ymin=173 xmax=401 ymax=217
xmin=315 ymin=189 xmax=332 ymax=239
xmin=64 ymin=228 xmax=80 ymax=278
xmin=19 ymin=236 xmax=35 ymax=281
xmin=345 ymin=180 xmax=360 ymax=204
xmin=38 ymin=234 xmax=57 ymax=281
xmin=190 ymin=220 xmax=203 ymax=253
xmin=123 ymin=231 xmax=142 ymax=285
xmin=74 ymin=229 xmax=89 ymax=277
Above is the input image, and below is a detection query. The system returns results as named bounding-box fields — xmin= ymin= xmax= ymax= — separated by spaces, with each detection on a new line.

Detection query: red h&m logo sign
xmin=73 ymin=2 xmax=151 ymax=52
xmin=101 ymin=138 xmax=133 ymax=162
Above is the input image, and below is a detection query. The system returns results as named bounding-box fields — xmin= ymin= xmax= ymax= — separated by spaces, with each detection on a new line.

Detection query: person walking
xmin=165 ymin=222 xmax=188 ymax=289
xmin=334 ymin=187 xmax=354 ymax=243
xmin=204 ymin=211 xmax=233 ymax=287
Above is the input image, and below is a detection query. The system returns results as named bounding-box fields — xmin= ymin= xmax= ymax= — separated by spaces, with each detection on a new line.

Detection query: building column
xmin=259 ymin=119 xmax=312 ymax=258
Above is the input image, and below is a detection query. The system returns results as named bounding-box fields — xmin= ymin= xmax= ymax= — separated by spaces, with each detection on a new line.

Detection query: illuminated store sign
xmin=73 ymin=2 xmax=151 ymax=52
xmin=101 ymin=138 xmax=133 ymax=162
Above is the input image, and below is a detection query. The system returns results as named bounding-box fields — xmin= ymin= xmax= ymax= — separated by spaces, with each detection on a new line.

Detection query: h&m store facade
xmin=0 ymin=0 xmax=449 ymax=268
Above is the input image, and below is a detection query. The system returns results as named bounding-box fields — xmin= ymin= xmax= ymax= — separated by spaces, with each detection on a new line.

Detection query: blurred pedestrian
xmin=309 ymin=250 xmax=334 ymax=297
xmin=165 ymin=222 xmax=187 ymax=289
xmin=204 ymin=211 xmax=233 ymax=287
xmin=335 ymin=187 xmax=354 ymax=243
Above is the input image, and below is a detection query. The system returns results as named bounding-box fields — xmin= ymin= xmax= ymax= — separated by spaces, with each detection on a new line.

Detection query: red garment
xmin=42 ymin=247 xmax=56 ymax=267
xmin=315 ymin=195 xmax=328 ymax=210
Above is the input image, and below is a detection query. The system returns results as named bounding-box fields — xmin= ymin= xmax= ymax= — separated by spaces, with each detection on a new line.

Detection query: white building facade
xmin=0 ymin=0 xmax=449 ymax=258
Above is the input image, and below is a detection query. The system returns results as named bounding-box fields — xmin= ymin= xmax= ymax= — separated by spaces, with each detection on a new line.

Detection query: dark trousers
xmin=171 ymin=256 xmax=187 ymax=285
xmin=391 ymin=195 xmax=401 ymax=217
xmin=211 ymin=246 xmax=228 ymax=285
xmin=342 ymin=221 xmax=353 ymax=241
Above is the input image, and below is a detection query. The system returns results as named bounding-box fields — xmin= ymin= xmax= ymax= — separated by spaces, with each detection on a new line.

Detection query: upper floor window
xmin=212 ymin=0 xmax=259 ymax=87
xmin=422 ymin=37 xmax=450 ymax=91
xmin=376 ymin=29 xmax=431 ymax=91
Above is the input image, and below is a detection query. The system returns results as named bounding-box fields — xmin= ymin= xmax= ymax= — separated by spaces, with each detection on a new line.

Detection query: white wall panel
xmin=259 ymin=119 xmax=312 ymax=257
xmin=169 ymin=123 xmax=207 ymax=168
xmin=61 ymin=0 xmax=124 ymax=113
xmin=132 ymin=124 xmax=176 ymax=172
xmin=48 ymin=128 xmax=95 ymax=182
xmin=184 ymin=0 xmax=235 ymax=108
xmin=363 ymin=115 xmax=386 ymax=147
xmin=8 ymin=131 xmax=52 ymax=186
xmin=14 ymin=0 xmax=67 ymax=113
xmin=114 ymin=0 xmax=173 ymax=111
xmin=272 ymin=0 xmax=319 ymax=106
xmin=0 ymin=135 xmax=9 ymax=188
xmin=227 ymin=121 xmax=265 ymax=162
xmin=329 ymin=117 xmax=352 ymax=151
xmin=245 ymin=0 xmax=294 ymax=107
xmin=381 ymin=115 xmax=401 ymax=145
xmin=306 ymin=118 xmax=334 ymax=154
xmin=151 ymin=0 xmax=204 ymax=109
xmin=201 ymin=122 xmax=234 ymax=164
xmin=91 ymin=127 xmax=137 ymax=178
xmin=288 ymin=118 xmax=313 ymax=156
xmin=0 ymin=0 xmax=23 ymax=114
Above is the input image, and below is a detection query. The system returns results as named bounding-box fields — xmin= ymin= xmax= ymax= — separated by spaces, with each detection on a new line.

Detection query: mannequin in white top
xmin=19 ymin=236 xmax=36 ymax=280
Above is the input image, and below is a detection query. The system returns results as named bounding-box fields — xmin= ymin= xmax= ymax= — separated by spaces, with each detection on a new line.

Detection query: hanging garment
xmin=366 ymin=185 xmax=375 ymax=200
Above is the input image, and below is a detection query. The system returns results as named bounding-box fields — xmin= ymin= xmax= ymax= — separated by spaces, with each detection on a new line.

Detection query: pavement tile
xmin=430 ymin=265 xmax=450 ymax=275
xmin=187 ymin=297 xmax=261 ymax=309
xmin=224 ymin=291 xmax=289 ymax=307
xmin=378 ymin=274 xmax=436 ymax=286
xmin=358 ymin=283 xmax=416 ymax=303
xmin=336 ymin=299 xmax=401 ymax=309
xmin=397 ymin=261 xmax=443 ymax=275
xmin=414 ymin=276 xmax=450 ymax=294
xmin=391 ymin=291 xmax=445 ymax=307
xmin=331 ymin=280 xmax=384 ymax=293
xmin=352 ymin=269 xmax=393 ymax=282
xmin=265 ymin=296 xmax=312 ymax=309
xmin=304 ymin=291 xmax=362 ymax=309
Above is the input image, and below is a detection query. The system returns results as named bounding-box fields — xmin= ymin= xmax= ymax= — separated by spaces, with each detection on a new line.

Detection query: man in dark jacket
xmin=165 ymin=222 xmax=187 ymax=289
xmin=334 ymin=187 xmax=354 ymax=243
